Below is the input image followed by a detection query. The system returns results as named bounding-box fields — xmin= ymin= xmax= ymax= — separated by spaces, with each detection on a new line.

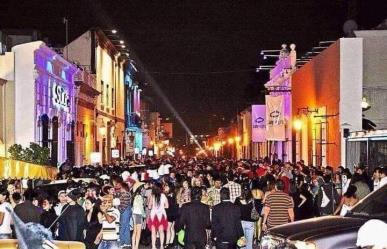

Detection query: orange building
xmin=291 ymin=39 xmax=363 ymax=168
xmin=74 ymin=70 xmax=100 ymax=166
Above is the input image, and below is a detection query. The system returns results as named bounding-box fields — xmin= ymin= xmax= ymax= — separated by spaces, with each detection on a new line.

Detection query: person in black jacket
xmin=57 ymin=189 xmax=87 ymax=242
xmin=40 ymin=197 xmax=58 ymax=235
xmin=176 ymin=186 xmax=211 ymax=249
xmin=212 ymin=187 xmax=244 ymax=249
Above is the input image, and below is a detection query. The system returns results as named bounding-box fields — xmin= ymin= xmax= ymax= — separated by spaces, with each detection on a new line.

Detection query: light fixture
xmin=228 ymin=138 xmax=234 ymax=144
xmin=361 ymin=97 xmax=370 ymax=109
xmin=235 ymin=136 xmax=241 ymax=143
xmin=293 ymin=119 xmax=303 ymax=130
xmin=119 ymin=40 xmax=124 ymax=44
xmin=99 ymin=123 xmax=107 ymax=137
xmin=112 ymin=29 xmax=117 ymax=34
xmin=121 ymin=45 xmax=126 ymax=48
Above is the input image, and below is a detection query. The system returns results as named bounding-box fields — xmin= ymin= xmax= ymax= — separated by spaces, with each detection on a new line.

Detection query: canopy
xmin=0 ymin=157 xmax=58 ymax=180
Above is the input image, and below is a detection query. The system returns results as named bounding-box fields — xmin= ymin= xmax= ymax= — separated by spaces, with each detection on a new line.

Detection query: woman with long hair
xmin=132 ymin=182 xmax=145 ymax=249
xmin=84 ymin=197 xmax=102 ymax=249
xmin=164 ymin=182 xmax=178 ymax=248
xmin=178 ymin=180 xmax=191 ymax=207
xmin=147 ymin=182 xmax=169 ymax=249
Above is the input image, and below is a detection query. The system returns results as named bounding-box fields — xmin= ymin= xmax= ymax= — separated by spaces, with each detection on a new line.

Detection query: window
xmin=106 ymin=84 xmax=109 ymax=108
xmin=100 ymin=81 xmax=104 ymax=105
xmin=112 ymin=88 xmax=115 ymax=108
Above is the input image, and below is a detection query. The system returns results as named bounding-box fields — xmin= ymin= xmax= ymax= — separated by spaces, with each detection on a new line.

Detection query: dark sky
xmin=1 ymin=0 xmax=386 ymax=143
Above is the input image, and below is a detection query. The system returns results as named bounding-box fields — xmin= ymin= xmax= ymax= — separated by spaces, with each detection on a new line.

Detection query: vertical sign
xmin=252 ymin=105 xmax=266 ymax=142
xmin=266 ymin=95 xmax=286 ymax=140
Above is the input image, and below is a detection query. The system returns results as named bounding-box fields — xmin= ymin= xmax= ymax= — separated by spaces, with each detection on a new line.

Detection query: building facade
xmin=291 ymin=39 xmax=363 ymax=168
xmin=124 ymin=62 xmax=143 ymax=158
xmin=65 ymin=29 xmax=126 ymax=164
xmin=264 ymin=44 xmax=297 ymax=163
xmin=74 ymin=69 xmax=99 ymax=166
xmin=0 ymin=41 xmax=78 ymax=165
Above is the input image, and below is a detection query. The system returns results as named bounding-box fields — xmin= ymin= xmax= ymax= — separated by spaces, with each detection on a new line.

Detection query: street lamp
xmin=99 ymin=123 xmax=107 ymax=137
xmin=228 ymin=138 xmax=234 ymax=144
xmin=112 ymin=29 xmax=118 ymax=34
xmin=293 ymin=119 xmax=303 ymax=130
xmin=235 ymin=136 xmax=241 ymax=143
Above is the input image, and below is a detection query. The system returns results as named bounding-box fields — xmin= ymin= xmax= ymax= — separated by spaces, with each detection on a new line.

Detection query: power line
xmin=146 ymin=69 xmax=255 ymax=75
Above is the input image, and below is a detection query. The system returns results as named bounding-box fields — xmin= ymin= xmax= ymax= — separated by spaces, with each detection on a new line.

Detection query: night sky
xmin=1 ymin=0 xmax=386 ymax=143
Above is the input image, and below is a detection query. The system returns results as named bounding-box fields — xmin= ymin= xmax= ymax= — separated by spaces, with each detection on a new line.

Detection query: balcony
xmin=127 ymin=112 xmax=142 ymax=129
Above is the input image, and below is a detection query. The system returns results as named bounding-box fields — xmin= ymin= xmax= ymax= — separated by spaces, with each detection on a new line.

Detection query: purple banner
xmin=252 ymin=105 xmax=266 ymax=142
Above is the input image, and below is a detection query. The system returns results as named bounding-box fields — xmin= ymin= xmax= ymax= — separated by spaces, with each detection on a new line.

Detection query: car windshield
xmin=348 ymin=185 xmax=387 ymax=218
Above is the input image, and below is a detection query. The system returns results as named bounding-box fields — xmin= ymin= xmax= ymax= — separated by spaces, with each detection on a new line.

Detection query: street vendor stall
xmin=0 ymin=157 xmax=58 ymax=180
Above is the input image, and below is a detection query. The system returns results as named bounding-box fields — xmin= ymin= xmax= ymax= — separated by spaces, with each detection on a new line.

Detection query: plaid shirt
xmin=207 ymin=187 xmax=221 ymax=207
xmin=224 ymin=181 xmax=241 ymax=203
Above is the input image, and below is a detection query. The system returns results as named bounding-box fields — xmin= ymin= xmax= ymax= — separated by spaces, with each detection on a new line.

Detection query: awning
xmin=0 ymin=157 xmax=58 ymax=180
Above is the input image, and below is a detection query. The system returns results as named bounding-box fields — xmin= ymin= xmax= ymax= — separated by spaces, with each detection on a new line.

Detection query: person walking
xmin=113 ymin=179 xmax=132 ymax=249
xmin=235 ymin=188 xmax=262 ymax=249
xmin=96 ymin=194 xmax=120 ymax=249
xmin=164 ymin=182 xmax=178 ymax=248
xmin=0 ymin=189 xmax=13 ymax=239
xmin=262 ymin=180 xmax=294 ymax=231
xmin=147 ymin=182 xmax=169 ymax=249
xmin=14 ymin=188 xmax=40 ymax=223
xmin=57 ymin=189 xmax=87 ymax=242
xmin=176 ymin=187 xmax=211 ymax=249
xmin=84 ymin=197 xmax=102 ymax=249
xmin=223 ymin=174 xmax=242 ymax=203
xmin=212 ymin=187 xmax=244 ymax=249
xmin=131 ymin=181 xmax=145 ymax=249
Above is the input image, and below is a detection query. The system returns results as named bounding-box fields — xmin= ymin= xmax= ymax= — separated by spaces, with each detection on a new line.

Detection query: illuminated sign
xmin=52 ymin=83 xmax=70 ymax=111
xmin=112 ymin=149 xmax=120 ymax=158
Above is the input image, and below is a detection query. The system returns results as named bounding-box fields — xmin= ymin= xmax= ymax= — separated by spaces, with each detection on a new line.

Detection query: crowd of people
xmin=0 ymin=157 xmax=386 ymax=249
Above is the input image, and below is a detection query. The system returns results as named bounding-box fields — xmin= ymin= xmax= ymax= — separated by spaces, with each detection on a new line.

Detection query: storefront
xmin=74 ymin=70 xmax=99 ymax=166
xmin=12 ymin=41 xmax=78 ymax=167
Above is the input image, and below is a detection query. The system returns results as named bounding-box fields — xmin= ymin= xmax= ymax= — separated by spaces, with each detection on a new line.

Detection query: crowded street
xmin=1 ymin=1 xmax=387 ymax=249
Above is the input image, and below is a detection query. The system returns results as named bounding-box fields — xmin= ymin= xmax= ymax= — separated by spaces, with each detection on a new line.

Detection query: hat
xmin=67 ymin=189 xmax=81 ymax=202
xmin=357 ymin=219 xmax=387 ymax=247
xmin=132 ymin=181 xmax=145 ymax=193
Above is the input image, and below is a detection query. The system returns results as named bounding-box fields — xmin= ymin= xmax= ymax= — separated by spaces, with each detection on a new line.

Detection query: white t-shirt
xmin=0 ymin=202 xmax=13 ymax=234
xmin=101 ymin=208 xmax=120 ymax=241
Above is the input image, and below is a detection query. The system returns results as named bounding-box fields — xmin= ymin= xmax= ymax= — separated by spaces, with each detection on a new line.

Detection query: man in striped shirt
xmin=96 ymin=195 xmax=120 ymax=249
xmin=262 ymin=180 xmax=294 ymax=231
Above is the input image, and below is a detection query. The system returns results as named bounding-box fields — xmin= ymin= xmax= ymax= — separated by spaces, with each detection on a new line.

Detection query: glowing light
xmin=228 ymin=138 xmax=234 ymax=144
xmin=121 ymin=45 xmax=126 ymax=48
xmin=119 ymin=40 xmax=124 ymax=44
xmin=293 ymin=119 xmax=303 ymax=130
xmin=213 ymin=142 xmax=221 ymax=151
xmin=112 ymin=29 xmax=117 ymax=34
xmin=361 ymin=97 xmax=370 ymax=109
xmin=235 ymin=136 xmax=241 ymax=142
xmin=99 ymin=124 xmax=107 ymax=136
xmin=222 ymin=141 xmax=226 ymax=146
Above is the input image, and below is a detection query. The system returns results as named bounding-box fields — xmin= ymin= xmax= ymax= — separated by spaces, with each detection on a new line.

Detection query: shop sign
xmin=52 ymin=83 xmax=70 ymax=111
xmin=266 ymin=95 xmax=286 ymax=140
xmin=252 ymin=105 xmax=266 ymax=142
xmin=112 ymin=149 xmax=120 ymax=158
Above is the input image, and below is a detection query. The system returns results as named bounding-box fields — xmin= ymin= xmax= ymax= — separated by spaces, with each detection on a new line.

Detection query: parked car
xmin=261 ymin=184 xmax=387 ymax=249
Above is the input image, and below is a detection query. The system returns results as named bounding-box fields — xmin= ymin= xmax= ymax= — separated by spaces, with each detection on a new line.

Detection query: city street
xmin=1 ymin=1 xmax=387 ymax=249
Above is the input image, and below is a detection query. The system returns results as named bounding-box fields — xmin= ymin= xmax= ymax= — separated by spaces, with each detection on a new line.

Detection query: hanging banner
xmin=251 ymin=105 xmax=266 ymax=142
xmin=266 ymin=95 xmax=286 ymax=141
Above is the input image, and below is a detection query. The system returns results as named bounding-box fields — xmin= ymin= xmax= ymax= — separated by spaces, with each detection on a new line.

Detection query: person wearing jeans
xmin=235 ymin=189 xmax=263 ymax=249
xmin=241 ymin=220 xmax=255 ymax=249
xmin=112 ymin=177 xmax=132 ymax=248
xmin=119 ymin=205 xmax=132 ymax=247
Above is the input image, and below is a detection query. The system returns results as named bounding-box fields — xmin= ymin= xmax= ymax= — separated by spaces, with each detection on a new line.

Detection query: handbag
xmin=251 ymin=200 xmax=260 ymax=221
